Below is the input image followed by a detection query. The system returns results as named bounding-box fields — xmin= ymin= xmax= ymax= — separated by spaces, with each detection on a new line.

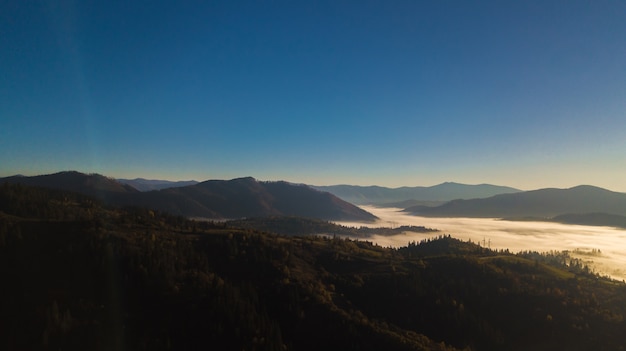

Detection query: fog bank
xmin=335 ymin=206 xmax=626 ymax=281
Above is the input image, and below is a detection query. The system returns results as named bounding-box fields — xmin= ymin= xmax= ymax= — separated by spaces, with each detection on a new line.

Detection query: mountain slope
xmin=117 ymin=178 xmax=198 ymax=191
xmin=1 ymin=172 xmax=376 ymax=222
xmin=2 ymin=183 xmax=625 ymax=351
xmin=405 ymin=185 xmax=626 ymax=218
xmin=313 ymin=182 xmax=521 ymax=205
xmin=551 ymin=212 xmax=626 ymax=229
xmin=0 ymin=171 xmax=138 ymax=196
xmin=152 ymin=177 xmax=377 ymax=221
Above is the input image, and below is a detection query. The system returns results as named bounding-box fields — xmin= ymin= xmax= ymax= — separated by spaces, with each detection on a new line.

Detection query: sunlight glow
xmin=336 ymin=206 xmax=626 ymax=281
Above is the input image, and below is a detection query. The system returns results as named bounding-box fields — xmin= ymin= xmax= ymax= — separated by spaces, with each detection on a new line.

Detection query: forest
xmin=1 ymin=182 xmax=625 ymax=351
xmin=225 ymin=216 xmax=438 ymax=237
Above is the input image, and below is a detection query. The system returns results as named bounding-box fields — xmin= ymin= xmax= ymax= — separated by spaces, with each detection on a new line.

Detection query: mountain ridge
xmin=1 ymin=171 xmax=139 ymax=195
xmin=313 ymin=182 xmax=522 ymax=205
xmin=405 ymin=185 xmax=626 ymax=219
xmin=0 ymin=172 xmax=376 ymax=222
xmin=117 ymin=177 xmax=198 ymax=191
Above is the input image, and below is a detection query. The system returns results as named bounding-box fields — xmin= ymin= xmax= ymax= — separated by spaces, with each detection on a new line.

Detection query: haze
xmin=336 ymin=206 xmax=626 ymax=282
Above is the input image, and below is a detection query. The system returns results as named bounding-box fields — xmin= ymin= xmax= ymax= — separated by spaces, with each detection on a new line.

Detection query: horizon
xmin=2 ymin=1 xmax=625 ymax=192
xmin=3 ymin=169 xmax=625 ymax=194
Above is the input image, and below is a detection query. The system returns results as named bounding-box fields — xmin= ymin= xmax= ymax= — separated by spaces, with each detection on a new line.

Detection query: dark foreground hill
xmin=405 ymin=185 xmax=626 ymax=220
xmin=313 ymin=182 xmax=521 ymax=206
xmin=1 ymin=183 xmax=625 ymax=351
xmin=1 ymin=172 xmax=376 ymax=222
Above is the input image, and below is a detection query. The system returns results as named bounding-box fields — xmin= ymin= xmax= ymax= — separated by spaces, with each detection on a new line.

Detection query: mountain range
xmin=0 ymin=172 xmax=376 ymax=222
xmin=5 ymin=171 xmax=626 ymax=228
xmin=405 ymin=185 xmax=626 ymax=222
xmin=117 ymin=178 xmax=198 ymax=191
xmin=3 ymin=183 xmax=625 ymax=350
xmin=313 ymin=182 xmax=521 ymax=206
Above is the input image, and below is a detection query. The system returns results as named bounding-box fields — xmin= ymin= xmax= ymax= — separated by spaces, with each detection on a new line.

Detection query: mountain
xmin=140 ymin=177 xmax=377 ymax=221
xmin=313 ymin=182 xmax=521 ymax=206
xmin=117 ymin=178 xmax=198 ymax=191
xmin=0 ymin=171 xmax=138 ymax=196
xmin=551 ymin=212 xmax=626 ymax=229
xmin=2 ymin=183 xmax=625 ymax=351
xmin=405 ymin=185 xmax=626 ymax=219
xmin=0 ymin=172 xmax=376 ymax=222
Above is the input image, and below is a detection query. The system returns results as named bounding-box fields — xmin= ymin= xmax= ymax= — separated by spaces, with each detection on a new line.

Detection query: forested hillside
xmin=1 ymin=182 xmax=625 ymax=351
xmin=1 ymin=172 xmax=377 ymax=222
xmin=406 ymin=185 xmax=626 ymax=219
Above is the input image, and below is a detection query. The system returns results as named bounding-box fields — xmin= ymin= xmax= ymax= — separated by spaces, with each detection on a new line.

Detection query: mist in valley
xmin=336 ymin=206 xmax=626 ymax=281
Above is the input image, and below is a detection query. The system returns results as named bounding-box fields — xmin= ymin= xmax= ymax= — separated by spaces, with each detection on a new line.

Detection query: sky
xmin=2 ymin=1 xmax=625 ymax=191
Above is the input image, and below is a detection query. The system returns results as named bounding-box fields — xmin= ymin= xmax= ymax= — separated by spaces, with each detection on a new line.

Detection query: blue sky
xmin=2 ymin=1 xmax=625 ymax=191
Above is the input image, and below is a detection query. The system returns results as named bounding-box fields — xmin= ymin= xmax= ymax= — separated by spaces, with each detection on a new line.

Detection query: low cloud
xmin=335 ymin=206 xmax=626 ymax=281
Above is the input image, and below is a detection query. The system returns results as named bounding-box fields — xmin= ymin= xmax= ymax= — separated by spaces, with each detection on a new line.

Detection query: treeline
xmin=1 ymin=183 xmax=625 ymax=351
xmin=226 ymin=216 xmax=437 ymax=237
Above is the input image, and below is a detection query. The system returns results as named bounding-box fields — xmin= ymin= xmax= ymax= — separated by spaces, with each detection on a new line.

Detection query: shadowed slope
xmin=117 ymin=178 xmax=198 ymax=191
xmin=0 ymin=171 xmax=138 ymax=196
xmin=1 ymin=173 xmax=377 ymax=222
xmin=157 ymin=177 xmax=378 ymax=221
xmin=406 ymin=185 xmax=626 ymax=218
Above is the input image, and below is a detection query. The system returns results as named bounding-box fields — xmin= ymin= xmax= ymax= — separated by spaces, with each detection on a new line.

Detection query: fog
xmin=335 ymin=206 xmax=626 ymax=281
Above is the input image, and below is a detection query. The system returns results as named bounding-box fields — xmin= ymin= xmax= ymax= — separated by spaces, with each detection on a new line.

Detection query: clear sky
xmin=2 ymin=1 xmax=625 ymax=191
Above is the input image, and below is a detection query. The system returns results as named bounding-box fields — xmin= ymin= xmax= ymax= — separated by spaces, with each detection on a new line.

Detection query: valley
xmin=336 ymin=206 xmax=626 ymax=281
xmin=2 ymin=181 xmax=625 ymax=350
xmin=5 ymin=2 xmax=625 ymax=349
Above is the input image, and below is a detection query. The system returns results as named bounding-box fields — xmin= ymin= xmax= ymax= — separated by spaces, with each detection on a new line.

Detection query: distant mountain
xmin=144 ymin=177 xmax=377 ymax=221
xmin=117 ymin=178 xmax=198 ymax=191
xmin=312 ymin=182 xmax=521 ymax=206
xmin=375 ymin=199 xmax=447 ymax=208
xmin=1 ymin=172 xmax=376 ymax=222
xmin=405 ymin=185 xmax=626 ymax=219
xmin=551 ymin=213 xmax=626 ymax=229
xmin=0 ymin=171 xmax=138 ymax=196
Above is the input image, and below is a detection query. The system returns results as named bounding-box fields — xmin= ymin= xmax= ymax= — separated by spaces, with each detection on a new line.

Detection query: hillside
xmin=1 ymin=183 xmax=625 ymax=351
xmin=405 ymin=185 xmax=626 ymax=219
xmin=551 ymin=213 xmax=626 ymax=229
xmin=313 ymin=182 xmax=521 ymax=206
xmin=136 ymin=177 xmax=379 ymax=221
xmin=1 ymin=171 xmax=138 ymax=196
xmin=226 ymin=216 xmax=437 ymax=237
xmin=117 ymin=178 xmax=198 ymax=191
xmin=1 ymin=172 xmax=376 ymax=222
